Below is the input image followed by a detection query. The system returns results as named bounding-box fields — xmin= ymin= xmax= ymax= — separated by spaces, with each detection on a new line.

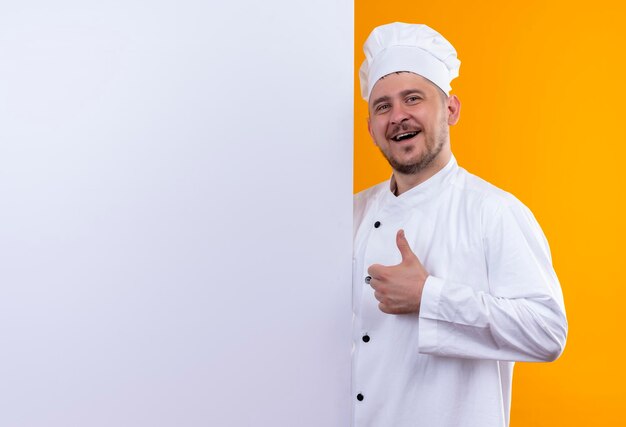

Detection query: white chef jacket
xmin=352 ymin=155 xmax=567 ymax=427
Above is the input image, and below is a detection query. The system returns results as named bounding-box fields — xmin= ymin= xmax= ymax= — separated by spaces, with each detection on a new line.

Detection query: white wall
xmin=0 ymin=1 xmax=353 ymax=425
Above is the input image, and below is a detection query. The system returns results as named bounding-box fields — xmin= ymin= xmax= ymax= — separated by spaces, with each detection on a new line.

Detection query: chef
xmin=353 ymin=22 xmax=568 ymax=427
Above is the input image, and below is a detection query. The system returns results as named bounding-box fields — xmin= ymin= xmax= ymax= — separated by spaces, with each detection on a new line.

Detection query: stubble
xmin=381 ymin=117 xmax=448 ymax=175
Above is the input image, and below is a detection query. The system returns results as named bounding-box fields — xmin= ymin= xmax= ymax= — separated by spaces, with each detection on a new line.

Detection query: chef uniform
xmin=352 ymin=23 xmax=567 ymax=427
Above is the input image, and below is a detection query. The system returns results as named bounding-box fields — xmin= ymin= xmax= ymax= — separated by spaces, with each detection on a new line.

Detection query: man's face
xmin=367 ymin=72 xmax=458 ymax=175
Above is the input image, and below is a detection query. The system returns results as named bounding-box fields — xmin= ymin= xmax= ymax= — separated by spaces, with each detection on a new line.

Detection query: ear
xmin=447 ymin=95 xmax=461 ymax=126
xmin=367 ymin=116 xmax=374 ymax=139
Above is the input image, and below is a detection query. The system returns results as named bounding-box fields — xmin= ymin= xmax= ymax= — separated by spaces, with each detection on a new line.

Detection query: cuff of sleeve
xmin=418 ymin=275 xmax=445 ymax=354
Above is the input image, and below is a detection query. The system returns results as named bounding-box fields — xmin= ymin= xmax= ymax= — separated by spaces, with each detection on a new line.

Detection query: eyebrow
xmin=371 ymin=95 xmax=391 ymax=106
xmin=371 ymin=89 xmax=427 ymax=107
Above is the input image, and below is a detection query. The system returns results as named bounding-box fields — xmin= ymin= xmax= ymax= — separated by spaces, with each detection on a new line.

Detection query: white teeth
xmin=392 ymin=131 xmax=419 ymax=141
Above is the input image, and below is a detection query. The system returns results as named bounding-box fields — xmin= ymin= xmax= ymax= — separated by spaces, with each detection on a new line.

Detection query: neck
xmin=393 ymin=150 xmax=452 ymax=196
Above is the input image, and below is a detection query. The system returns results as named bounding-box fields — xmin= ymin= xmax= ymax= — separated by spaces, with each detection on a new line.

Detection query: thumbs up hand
xmin=366 ymin=229 xmax=429 ymax=314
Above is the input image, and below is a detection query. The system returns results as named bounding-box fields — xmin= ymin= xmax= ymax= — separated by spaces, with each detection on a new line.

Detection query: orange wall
xmin=355 ymin=1 xmax=626 ymax=425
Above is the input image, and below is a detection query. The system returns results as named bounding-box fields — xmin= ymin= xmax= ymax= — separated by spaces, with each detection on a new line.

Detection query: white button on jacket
xmin=352 ymin=156 xmax=567 ymax=427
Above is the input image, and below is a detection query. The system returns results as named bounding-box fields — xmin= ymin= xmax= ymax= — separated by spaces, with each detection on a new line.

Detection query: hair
xmin=377 ymin=71 xmax=449 ymax=106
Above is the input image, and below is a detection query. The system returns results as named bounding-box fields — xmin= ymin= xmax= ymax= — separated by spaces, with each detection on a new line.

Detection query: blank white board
xmin=0 ymin=1 xmax=353 ymax=425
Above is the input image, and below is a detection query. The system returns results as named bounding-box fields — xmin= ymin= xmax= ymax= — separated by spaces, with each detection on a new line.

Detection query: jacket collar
xmin=384 ymin=155 xmax=458 ymax=207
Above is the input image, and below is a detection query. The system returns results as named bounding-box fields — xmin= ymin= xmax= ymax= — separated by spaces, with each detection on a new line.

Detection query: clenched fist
xmin=366 ymin=229 xmax=429 ymax=314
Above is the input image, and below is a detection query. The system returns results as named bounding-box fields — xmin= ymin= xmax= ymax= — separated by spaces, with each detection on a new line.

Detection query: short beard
xmin=383 ymin=141 xmax=443 ymax=174
xmin=381 ymin=119 xmax=448 ymax=175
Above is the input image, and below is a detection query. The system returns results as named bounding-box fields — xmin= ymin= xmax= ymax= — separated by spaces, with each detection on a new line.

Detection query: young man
xmin=352 ymin=22 xmax=567 ymax=427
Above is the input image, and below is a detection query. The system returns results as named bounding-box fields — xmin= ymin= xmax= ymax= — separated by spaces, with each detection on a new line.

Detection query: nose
xmin=390 ymin=103 xmax=410 ymax=125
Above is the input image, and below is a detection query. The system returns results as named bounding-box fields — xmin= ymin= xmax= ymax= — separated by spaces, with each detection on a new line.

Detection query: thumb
xmin=396 ymin=229 xmax=416 ymax=262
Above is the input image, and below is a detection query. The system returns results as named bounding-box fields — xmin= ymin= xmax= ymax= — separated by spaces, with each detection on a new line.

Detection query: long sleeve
xmin=418 ymin=196 xmax=568 ymax=362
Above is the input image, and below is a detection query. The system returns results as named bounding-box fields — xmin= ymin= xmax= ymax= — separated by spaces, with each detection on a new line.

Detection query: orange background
xmin=354 ymin=1 xmax=625 ymax=425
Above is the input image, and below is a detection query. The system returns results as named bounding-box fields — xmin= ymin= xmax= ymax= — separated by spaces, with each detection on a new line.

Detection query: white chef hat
xmin=359 ymin=22 xmax=461 ymax=100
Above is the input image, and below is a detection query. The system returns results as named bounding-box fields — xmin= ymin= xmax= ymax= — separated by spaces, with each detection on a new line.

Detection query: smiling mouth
xmin=390 ymin=131 xmax=420 ymax=142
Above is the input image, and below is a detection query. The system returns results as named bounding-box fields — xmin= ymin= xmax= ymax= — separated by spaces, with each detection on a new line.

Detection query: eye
xmin=375 ymin=103 xmax=390 ymax=113
xmin=406 ymin=95 xmax=422 ymax=104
